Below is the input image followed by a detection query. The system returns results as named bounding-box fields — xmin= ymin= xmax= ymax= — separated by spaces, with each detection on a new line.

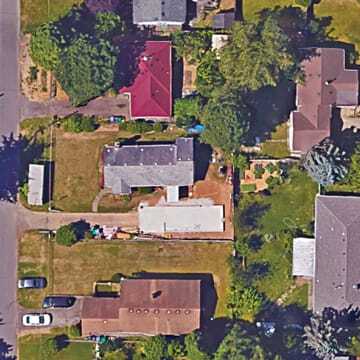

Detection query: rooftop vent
xmin=152 ymin=290 xmax=162 ymax=299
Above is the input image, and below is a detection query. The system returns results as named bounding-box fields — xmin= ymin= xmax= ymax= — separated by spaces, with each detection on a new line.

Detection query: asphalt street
xmin=0 ymin=0 xmax=20 ymax=357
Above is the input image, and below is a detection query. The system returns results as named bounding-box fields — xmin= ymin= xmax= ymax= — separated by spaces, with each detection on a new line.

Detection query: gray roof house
xmin=133 ymin=0 xmax=187 ymax=27
xmin=103 ymin=138 xmax=194 ymax=199
xmin=212 ymin=12 xmax=235 ymax=29
xmin=27 ymin=164 xmax=45 ymax=206
xmin=293 ymin=195 xmax=360 ymax=313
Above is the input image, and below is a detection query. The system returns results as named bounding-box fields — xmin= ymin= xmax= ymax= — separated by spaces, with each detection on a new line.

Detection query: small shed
xmin=212 ymin=12 xmax=235 ymax=29
xmin=28 ymin=164 xmax=45 ymax=206
xmin=292 ymin=238 xmax=315 ymax=277
xmin=211 ymin=34 xmax=229 ymax=52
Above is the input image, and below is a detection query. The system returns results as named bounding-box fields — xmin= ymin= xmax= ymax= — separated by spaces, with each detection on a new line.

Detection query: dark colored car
xmin=18 ymin=277 xmax=47 ymax=289
xmin=42 ymin=296 xmax=76 ymax=309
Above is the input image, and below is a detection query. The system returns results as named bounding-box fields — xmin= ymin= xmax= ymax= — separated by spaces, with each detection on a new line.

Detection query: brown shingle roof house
xmin=307 ymin=195 xmax=360 ymax=313
xmin=81 ymin=279 xmax=201 ymax=336
xmin=289 ymin=48 xmax=359 ymax=155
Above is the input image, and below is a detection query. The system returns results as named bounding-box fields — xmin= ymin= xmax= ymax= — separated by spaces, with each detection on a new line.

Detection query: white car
xmin=22 ymin=313 xmax=52 ymax=327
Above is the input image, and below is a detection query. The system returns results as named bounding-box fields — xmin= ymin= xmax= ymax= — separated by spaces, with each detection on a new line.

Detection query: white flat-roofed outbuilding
xmin=27 ymin=164 xmax=45 ymax=206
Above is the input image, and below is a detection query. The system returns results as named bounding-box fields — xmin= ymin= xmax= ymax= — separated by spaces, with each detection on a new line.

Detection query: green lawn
xmin=260 ymin=123 xmax=290 ymax=159
xmin=284 ymin=283 xmax=309 ymax=309
xmin=17 ymin=232 xmax=51 ymax=308
xmin=19 ymin=328 xmax=93 ymax=360
xmin=243 ymin=0 xmax=360 ymax=64
xmin=238 ymin=166 xmax=317 ymax=300
xmin=21 ymin=0 xmax=83 ymax=33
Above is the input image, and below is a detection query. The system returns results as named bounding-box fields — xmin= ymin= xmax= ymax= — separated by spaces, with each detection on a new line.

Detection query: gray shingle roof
xmin=133 ymin=0 xmax=186 ymax=24
xmin=314 ymin=195 xmax=360 ymax=313
xmin=103 ymin=138 xmax=194 ymax=194
xmin=212 ymin=12 xmax=235 ymax=29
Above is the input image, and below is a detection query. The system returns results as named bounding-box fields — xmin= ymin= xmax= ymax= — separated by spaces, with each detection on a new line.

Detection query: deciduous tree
xmin=55 ymin=224 xmax=77 ymax=246
xmin=220 ymin=18 xmax=297 ymax=91
xmin=174 ymin=96 xmax=202 ymax=128
xmin=142 ymin=336 xmax=168 ymax=360
xmin=55 ymin=34 xmax=118 ymax=106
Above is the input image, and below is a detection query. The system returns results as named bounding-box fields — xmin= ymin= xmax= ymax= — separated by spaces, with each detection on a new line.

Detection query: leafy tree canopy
xmin=174 ymin=96 xmax=202 ymax=128
xmin=95 ymin=11 xmax=124 ymax=36
xmin=184 ymin=332 xmax=210 ymax=360
xmin=56 ymin=34 xmax=118 ymax=106
xmin=142 ymin=336 xmax=168 ymax=360
xmin=220 ymin=17 xmax=297 ymax=91
xmin=343 ymin=143 xmax=360 ymax=190
xmin=227 ymin=284 xmax=264 ymax=322
xmin=30 ymin=23 xmax=63 ymax=71
xmin=172 ymin=30 xmax=212 ymax=64
xmin=196 ymin=51 xmax=225 ymax=98
xmin=62 ymin=114 xmax=98 ymax=133
xmin=201 ymin=93 xmax=251 ymax=154
xmin=55 ymin=224 xmax=77 ymax=246
xmin=215 ymin=324 xmax=267 ymax=360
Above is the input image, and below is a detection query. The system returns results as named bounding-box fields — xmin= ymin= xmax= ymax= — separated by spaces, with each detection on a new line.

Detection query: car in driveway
xmin=22 ymin=313 xmax=52 ymax=327
xmin=42 ymin=296 xmax=76 ymax=309
xmin=18 ymin=277 xmax=47 ymax=289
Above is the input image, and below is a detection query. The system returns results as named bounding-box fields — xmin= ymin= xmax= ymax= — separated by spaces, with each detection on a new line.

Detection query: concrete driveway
xmin=21 ymin=94 xmax=130 ymax=120
xmin=18 ymin=297 xmax=83 ymax=335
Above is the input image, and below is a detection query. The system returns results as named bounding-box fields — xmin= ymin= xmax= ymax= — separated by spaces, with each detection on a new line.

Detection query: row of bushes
xmin=118 ymin=120 xmax=165 ymax=134
xmin=62 ymin=114 xmax=98 ymax=133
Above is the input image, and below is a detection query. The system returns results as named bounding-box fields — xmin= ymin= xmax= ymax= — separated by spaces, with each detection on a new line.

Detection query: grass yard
xmin=19 ymin=233 xmax=233 ymax=317
xmin=52 ymin=130 xmax=121 ymax=212
xmin=19 ymin=328 xmax=93 ymax=360
xmin=238 ymin=166 xmax=317 ymax=300
xmin=284 ymin=283 xmax=309 ymax=309
xmin=21 ymin=0 xmax=83 ymax=33
xmin=17 ymin=232 xmax=51 ymax=308
xmin=260 ymin=123 xmax=290 ymax=159
xmin=243 ymin=0 xmax=360 ymax=63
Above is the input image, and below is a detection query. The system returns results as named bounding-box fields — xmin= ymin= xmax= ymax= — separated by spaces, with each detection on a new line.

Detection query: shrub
xmin=254 ymin=165 xmax=265 ymax=179
xmin=62 ymin=114 xmax=98 ymax=133
xmin=265 ymin=162 xmax=277 ymax=174
xmin=41 ymin=337 xmax=58 ymax=358
xmin=153 ymin=122 xmax=164 ymax=132
xmin=266 ymin=176 xmax=281 ymax=190
xmin=240 ymin=183 xmax=257 ymax=193
xmin=174 ymin=97 xmax=201 ymax=128
xmin=119 ymin=120 xmax=153 ymax=134
xmin=67 ymin=324 xmax=81 ymax=338
xmin=137 ymin=187 xmax=154 ymax=195
xmin=55 ymin=224 xmax=77 ymax=246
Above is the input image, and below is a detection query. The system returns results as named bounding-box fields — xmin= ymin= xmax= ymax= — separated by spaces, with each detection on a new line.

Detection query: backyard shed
xmin=27 ymin=164 xmax=45 ymax=206
xmin=292 ymin=237 xmax=315 ymax=277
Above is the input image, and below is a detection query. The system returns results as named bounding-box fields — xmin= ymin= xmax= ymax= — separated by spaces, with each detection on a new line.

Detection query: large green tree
xmin=344 ymin=143 xmax=360 ymax=190
xmin=174 ymin=96 xmax=202 ymax=128
xmin=220 ymin=17 xmax=296 ymax=91
xmin=227 ymin=285 xmax=264 ymax=322
xmin=201 ymin=93 xmax=251 ymax=154
xmin=215 ymin=324 xmax=267 ymax=360
xmin=184 ymin=332 xmax=210 ymax=360
xmin=30 ymin=23 xmax=63 ymax=71
xmin=142 ymin=336 xmax=168 ymax=360
xmin=95 ymin=11 xmax=124 ymax=36
xmin=172 ymin=30 xmax=212 ymax=64
xmin=56 ymin=34 xmax=118 ymax=106
xmin=196 ymin=51 xmax=225 ymax=98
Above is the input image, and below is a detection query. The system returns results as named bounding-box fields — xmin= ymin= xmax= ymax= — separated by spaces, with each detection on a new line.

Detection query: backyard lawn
xmin=260 ymin=123 xmax=290 ymax=159
xmin=237 ymin=166 xmax=317 ymax=300
xmin=19 ymin=233 xmax=233 ymax=317
xmin=21 ymin=0 xmax=83 ymax=32
xmin=243 ymin=0 xmax=360 ymax=63
xmin=19 ymin=328 xmax=93 ymax=360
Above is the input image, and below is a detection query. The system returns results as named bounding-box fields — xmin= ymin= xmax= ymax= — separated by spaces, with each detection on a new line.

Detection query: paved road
xmin=0 ymin=0 xmax=20 ymax=357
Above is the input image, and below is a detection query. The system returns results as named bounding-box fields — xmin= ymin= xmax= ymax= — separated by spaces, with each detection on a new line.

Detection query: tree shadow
xmin=113 ymin=36 xmax=147 ymax=90
xmin=246 ymin=78 xmax=296 ymax=145
xmin=54 ymin=334 xmax=69 ymax=351
xmin=239 ymin=202 xmax=270 ymax=230
xmin=71 ymin=219 xmax=91 ymax=240
xmin=0 ymin=134 xmax=44 ymax=203
xmin=248 ymin=234 xmax=263 ymax=252
xmin=85 ymin=0 xmax=123 ymax=14
xmin=194 ymin=142 xmax=211 ymax=181
xmin=0 ymin=338 xmax=16 ymax=360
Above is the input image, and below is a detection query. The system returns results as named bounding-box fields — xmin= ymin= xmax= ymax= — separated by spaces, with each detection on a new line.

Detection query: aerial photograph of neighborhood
xmin=1 ymin=0 xmax=360 ymax=359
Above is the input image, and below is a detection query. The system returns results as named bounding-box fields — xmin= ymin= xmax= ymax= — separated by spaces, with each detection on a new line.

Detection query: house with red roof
xmin=120 ymin=41 xmax=172 ymax=121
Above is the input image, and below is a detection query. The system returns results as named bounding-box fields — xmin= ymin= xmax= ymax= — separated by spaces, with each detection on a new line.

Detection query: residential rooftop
xmin=103 ymin=138 xmax=194 ymax=195
xmin=81 ymin=279 xmax=201 ymax=336
xmin=289 ymin=48 xmax=359 ymax=154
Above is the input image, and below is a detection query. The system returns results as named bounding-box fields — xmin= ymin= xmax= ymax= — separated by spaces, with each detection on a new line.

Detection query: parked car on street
xmin=42 ymin=296 xmax=76 ymax=309
xmin=18 ymin=277 xmax=47 ymax=289
xmin=22 ymin=313 xmax=52 ymax=327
